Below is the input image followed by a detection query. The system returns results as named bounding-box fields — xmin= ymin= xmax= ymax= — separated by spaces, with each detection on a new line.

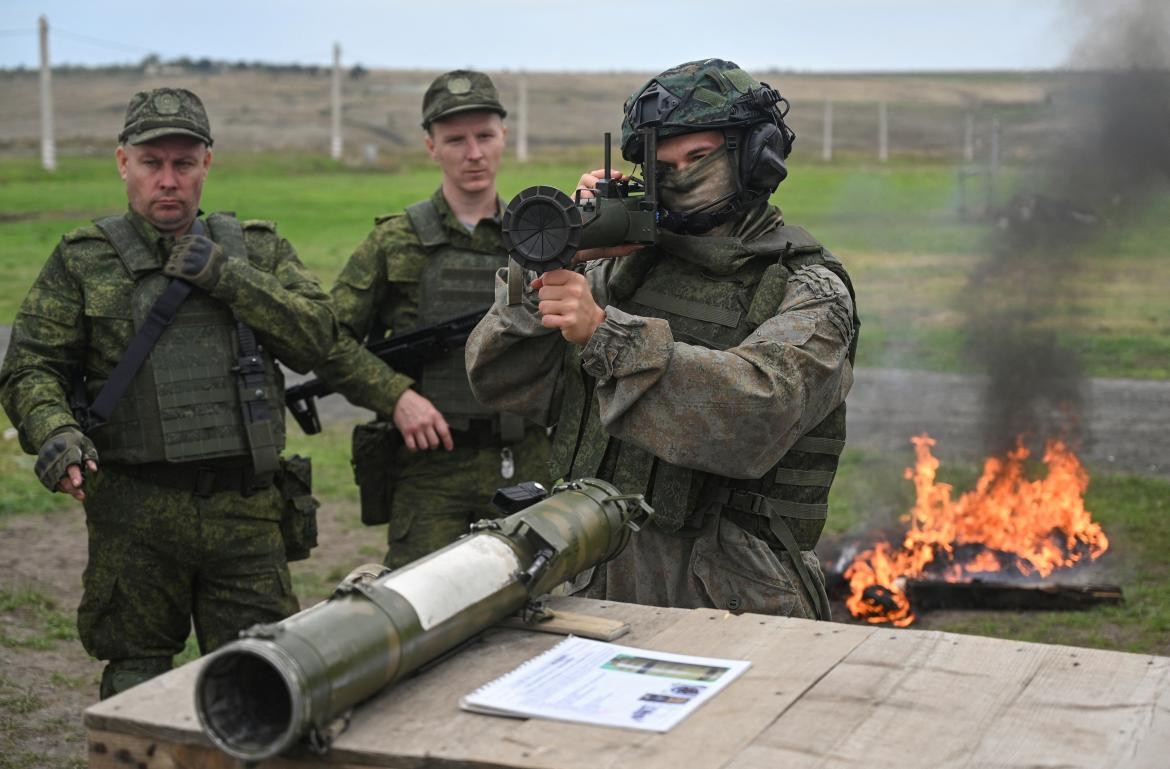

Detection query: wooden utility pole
xmin=963 ymin=112 xmax=975 ymax=163
xmin=821 ymin=100 xmax=833 ymax=162
xmin=515 ymin=76 xmax=529 ymax=163
xmin=877 ymin=101 xmax=888 ymax=163
xmin=39 ymin=15 xmax=55 ymax=172
xmin=990 ymin=115 xmax=1001 ymax=175
xmin=330 ymin=42 xmax=342 ymax=161
xmin=985 ymin=115 xmax=1001 ymax=213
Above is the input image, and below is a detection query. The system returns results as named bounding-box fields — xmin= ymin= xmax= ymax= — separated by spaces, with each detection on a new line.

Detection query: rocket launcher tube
xmin=195 ymin=478 xmax=649 ymax=762
xmin=500 ymin=129 xmax=659 ymax=274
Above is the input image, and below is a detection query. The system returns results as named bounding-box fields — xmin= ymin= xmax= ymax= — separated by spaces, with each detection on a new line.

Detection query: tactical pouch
xmin=278 ymin=454 xmax=319 ymax=562
xmin=351 ymin=420 xmax=399 ymax=526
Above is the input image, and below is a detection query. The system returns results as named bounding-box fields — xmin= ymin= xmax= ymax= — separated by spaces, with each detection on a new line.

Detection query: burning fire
xmin=844 ymin=434 xmax=1109 ymax=626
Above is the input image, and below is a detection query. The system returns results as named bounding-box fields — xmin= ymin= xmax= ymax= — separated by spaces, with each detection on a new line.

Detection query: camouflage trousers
xmin=574 ymin=511 xmax=827 ymax=619
xmin=384 ymin=426 xmax=549 ymax=569
xmin=78 ymin=464 xmax=299 ymax=699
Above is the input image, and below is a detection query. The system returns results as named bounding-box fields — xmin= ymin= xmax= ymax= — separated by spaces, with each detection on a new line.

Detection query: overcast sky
xmin=0 ymin=0 xmax=1090 ymax=72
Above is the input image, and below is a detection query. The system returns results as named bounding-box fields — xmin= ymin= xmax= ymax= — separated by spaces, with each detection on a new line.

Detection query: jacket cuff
xmin=25 ymin=410 xmax=81 ymax=454
xmin=379 ymin=373 xmax=416 ymax=415
xmin=207 ymin=257 xmax=249 ymax=303
xmin=580 ymin=306 xmax=645 ymax=382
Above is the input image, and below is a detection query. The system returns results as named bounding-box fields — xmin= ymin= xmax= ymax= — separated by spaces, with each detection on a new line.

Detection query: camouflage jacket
xmin=465 ymin=219 xmax=856 ymax=480
xmin=315 ymin=187 xmax=504 ymax=416
xmin=0 ymin=209 xmax=337 ymax=455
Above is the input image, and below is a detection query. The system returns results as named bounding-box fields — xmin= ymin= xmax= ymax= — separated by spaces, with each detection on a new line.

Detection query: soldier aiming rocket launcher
xmin=194 ymin=477 xmax=652 ymax=762
xmin=284 ymin=306 xmax=488 ymax=434
xmin=501 ymin=128 xmax=659 ymax=273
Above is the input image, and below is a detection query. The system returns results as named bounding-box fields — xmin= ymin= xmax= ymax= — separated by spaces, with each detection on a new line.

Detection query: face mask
xmin=656 ymin=144 xmax=737 ymax=215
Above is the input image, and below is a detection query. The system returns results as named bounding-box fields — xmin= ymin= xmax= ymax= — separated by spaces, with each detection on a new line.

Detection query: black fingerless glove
xmin=34 ymin=427 xmax=99 ymax=492
xmin=164 ymin=234 xmax=225 ymax=290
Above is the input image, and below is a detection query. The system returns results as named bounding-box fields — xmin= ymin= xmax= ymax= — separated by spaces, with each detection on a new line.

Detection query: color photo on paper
xmin=602 ymin=655 xmax=729 ymax=682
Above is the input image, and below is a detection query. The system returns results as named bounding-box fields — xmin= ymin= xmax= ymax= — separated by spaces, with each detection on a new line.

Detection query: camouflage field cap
xmin=620 ymin=58 xmax=786 ymax=162
xmin=118 ymin=87 xmax=214 ymax=146
xmin=421 ymin=70 xmax=506 ymax=130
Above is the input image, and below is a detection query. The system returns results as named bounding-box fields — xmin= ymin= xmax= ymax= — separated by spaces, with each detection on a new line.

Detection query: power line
xmin=6 ymin=22 xmax=334 ymax=67
xmin=53 ymin=27 xmax=153 ymax=55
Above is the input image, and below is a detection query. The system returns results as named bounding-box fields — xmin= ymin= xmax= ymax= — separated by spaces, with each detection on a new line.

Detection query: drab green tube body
xmin=195 ymin=478 xmax=640 ymax=762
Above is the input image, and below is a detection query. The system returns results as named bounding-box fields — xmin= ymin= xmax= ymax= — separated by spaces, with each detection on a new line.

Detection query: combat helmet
xmin=621 ymin=59 xmax=795 ymax=224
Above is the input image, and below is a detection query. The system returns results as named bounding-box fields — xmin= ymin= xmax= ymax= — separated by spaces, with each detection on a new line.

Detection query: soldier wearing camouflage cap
xmin=0 ymin=87 xmax=337 ymax=697
xmin=467 ymin=59 xmax=859 ymax=620
xmin=314 ymin=70 xmax=548 ymax=569
xmin=421 ymin=69 xmax=507 ymax=129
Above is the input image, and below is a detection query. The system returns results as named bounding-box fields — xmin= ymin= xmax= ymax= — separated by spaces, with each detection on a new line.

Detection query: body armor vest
xmin=405 ymin=199 xmax=512 ymax=433
xmin=88 ymin=213 xmax=285 ymax=467
xmin=551 ymin=224 xmax=858 ymax=552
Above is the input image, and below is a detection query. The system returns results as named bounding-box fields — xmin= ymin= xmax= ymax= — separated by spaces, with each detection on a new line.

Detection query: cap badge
xmin=446 ymin=77 xmax=472 ymax=95
xmin=153 ymin=92 xmax=181 ymax=115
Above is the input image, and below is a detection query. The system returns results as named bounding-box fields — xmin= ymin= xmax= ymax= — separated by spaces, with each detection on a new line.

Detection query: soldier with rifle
xmin=313 ymin=70 xmax=549 ymax=569
xmin=0 ymin=88 xmax=337 ymax=697
xmin=467 ymin=59 xmax=859 ymax=619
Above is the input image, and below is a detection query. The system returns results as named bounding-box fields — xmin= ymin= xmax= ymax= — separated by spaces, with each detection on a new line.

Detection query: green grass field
xmin=1 ymin=150 xmax=1169 ymax=663
xmin=5 ymin=409 xmax=1168 ymax=656
xmin=2 ymin=152 xmax=1169 ymax=377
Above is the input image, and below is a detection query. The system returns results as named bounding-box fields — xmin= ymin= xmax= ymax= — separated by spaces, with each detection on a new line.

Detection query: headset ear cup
xmin=742 ymin=123 xmax=789 ymax=194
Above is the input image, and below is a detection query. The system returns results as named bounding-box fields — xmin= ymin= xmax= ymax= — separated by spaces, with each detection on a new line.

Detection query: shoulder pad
xmin=62 ymin=224 xmax=107 ymax=244
xmin=776 ymin=225 xmax=824 ymax=254
xmin=241 ymin=219 xmax=277 ymax=232
xmin=374 ymin=212 xmax=404 ymax=226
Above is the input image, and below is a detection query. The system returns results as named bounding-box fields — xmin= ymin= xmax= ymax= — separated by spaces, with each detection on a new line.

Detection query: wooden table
xmin=84 ymin=596 xmax=1170 ymax=769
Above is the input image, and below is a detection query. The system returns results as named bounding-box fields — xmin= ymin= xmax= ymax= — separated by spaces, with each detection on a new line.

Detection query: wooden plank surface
xmin=87 ymin=728 xmax=380 ymax=769
xmin=333 ymin=604 xmax=873 ymax=769
xmin=494 ymin=606 xmax=632 ymax=640
xmin=728 ymin=629 xmax=1170 ymax=769
xmin=85 ymin=597 xmax=1170 ymax=769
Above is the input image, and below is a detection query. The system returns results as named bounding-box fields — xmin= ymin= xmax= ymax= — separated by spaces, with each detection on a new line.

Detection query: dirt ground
xmin=0 ymin=490 xmax=385 ymax=768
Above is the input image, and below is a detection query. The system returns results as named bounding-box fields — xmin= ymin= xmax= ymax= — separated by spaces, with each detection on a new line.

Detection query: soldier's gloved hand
xmin=35 ymin=427 xmax=99 ymax=500
xmin=164 ymin=234 xmax=225 ymax=290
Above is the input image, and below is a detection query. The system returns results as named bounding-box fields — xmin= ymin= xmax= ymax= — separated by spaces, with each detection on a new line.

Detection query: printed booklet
xmin=460 ymin=636 xmax=751 ymax=732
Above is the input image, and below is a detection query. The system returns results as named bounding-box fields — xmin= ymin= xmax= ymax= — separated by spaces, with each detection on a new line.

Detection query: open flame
xmin=844 ymin=434 xmax=1109 ymax=626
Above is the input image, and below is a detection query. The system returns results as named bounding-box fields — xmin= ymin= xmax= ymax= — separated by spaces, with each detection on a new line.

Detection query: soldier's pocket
xmin=81 ymin=292 xmax=135 ymax=356
xmin=277 ymin=454 xmax=318 ymax=562
xmin=77 ymin=561 xmax=121 ymax=658
xmin=691 ymin=517 xmax=807 ymax=616
xmin=352 ymin=420 xmax=399 ymax=527
xmin=746 ymin=310 xmax=818 ymax=347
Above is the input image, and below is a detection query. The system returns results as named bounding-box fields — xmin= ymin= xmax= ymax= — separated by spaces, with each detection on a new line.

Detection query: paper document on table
xmin=460 ymin=635 xmax=750 ymax=732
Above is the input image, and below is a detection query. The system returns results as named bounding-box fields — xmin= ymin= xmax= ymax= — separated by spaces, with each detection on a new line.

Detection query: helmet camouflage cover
xmin=620 ymin=58 xmax=792 ymax=163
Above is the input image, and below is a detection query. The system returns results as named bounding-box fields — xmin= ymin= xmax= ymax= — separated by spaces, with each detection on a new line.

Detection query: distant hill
xmin=0 ymin=67 xmax=1066 ymax=160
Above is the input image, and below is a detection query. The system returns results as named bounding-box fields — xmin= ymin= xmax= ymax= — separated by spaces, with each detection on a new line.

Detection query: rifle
xmin=285 ymin=307 xmax=489 ymax=435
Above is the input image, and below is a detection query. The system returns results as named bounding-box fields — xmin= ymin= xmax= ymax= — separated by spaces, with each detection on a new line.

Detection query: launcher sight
xmin=501 ymin=128 xmax=659 ymax=273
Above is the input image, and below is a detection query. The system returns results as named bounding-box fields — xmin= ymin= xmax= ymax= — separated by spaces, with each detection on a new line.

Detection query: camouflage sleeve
xmin=580 ymin=264 xmax=855 ymax=479
xmin=466 ymin=263 xmax=610 ymax=427
xmin=313 ymin=228 xmax=414 ymax=415
xmin=0 ymin=243 xmax=86 ymax=453
xmin=209 ymin=229 xmax=337 ymax=374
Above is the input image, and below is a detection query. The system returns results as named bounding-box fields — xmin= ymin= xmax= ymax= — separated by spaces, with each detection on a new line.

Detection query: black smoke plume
xmin=964 ymin=0 xmax=1170 ymax=456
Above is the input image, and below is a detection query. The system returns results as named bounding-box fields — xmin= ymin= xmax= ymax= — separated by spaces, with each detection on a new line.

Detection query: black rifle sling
xmin=204 ymin=212 xmax=281 ymax=481
xmin=234 ymin=319 xmax=279 ymax=480
xmin=87 ymin=217 xmax=201 ymax=424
